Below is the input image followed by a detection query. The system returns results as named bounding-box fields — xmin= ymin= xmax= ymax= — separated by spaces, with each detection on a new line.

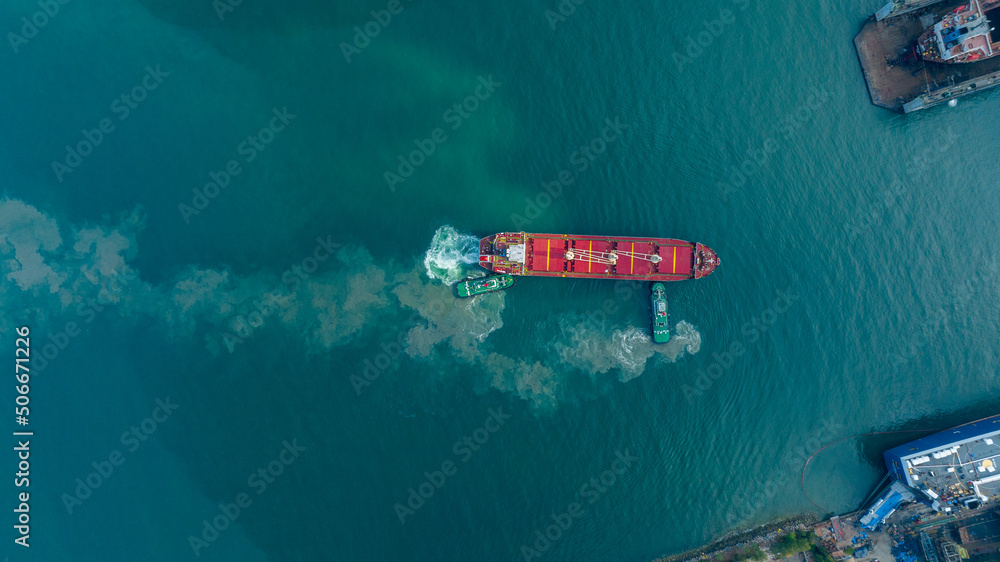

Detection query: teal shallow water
xmin=2 ymin=0 xmax=1000 ymax=561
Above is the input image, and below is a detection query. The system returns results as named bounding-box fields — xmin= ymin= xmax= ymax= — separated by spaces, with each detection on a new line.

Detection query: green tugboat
xmin=650 ymin=282 xmax=670 ymax=343
xmin=456 ymin=274 xmax=515 ymax=298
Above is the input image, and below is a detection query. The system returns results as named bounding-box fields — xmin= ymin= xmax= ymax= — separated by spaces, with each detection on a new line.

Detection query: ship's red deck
xmin=479 ymin=232 xmax=717 ymax=281
xmin=571 ymin=240 xmax=605 ymax=274
xmin=523 ymin=233 xmax=696 ymax=280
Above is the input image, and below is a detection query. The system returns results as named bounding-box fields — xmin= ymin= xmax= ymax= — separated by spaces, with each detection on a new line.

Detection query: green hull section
xmin=651 ymin=282 xmax=670 ymax=343
xmin=456 ymin=275 xmax=515 ymax=297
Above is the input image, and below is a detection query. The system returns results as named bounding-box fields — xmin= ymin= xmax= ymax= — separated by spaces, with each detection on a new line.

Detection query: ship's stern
xmin=478 ymin=234 xmax=497 ymax=272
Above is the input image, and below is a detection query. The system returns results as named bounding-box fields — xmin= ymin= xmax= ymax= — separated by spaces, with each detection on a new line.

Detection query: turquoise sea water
xmin=2 ymin=0 xmax=1000 ymax=560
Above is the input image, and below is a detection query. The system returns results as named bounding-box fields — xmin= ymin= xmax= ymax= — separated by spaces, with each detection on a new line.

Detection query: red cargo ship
xmin=478 ymin=232 xmax=719 ymax=281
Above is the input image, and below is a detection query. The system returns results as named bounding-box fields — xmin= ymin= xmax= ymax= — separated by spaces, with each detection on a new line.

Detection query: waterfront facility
xmin=862 ymin=415 xmax=1000 ymax=529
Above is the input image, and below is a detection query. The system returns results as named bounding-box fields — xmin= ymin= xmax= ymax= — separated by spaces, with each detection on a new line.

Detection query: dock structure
xmin=860 ymin=480 xmax=916 ymax=529
xmin=884 ymin=414 xmax=1000 ymax=508
xmin=855 ymin=0 xmax=1000 ymax=112
xmin=875 ymin=0 xmax=949 ymax=20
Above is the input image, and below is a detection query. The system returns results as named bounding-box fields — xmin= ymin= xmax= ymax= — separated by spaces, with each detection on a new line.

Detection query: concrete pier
xmin=854 ymin=0 xmax=1000 ymax=113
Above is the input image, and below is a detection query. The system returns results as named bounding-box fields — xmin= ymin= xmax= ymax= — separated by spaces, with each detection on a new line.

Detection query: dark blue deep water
xmin=1 ymin=0 xmax=999 ymax=560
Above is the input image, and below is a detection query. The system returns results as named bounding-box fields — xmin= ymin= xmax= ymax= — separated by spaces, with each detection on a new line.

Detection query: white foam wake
xmin=422 ymin=225 xmax=481 ymax=285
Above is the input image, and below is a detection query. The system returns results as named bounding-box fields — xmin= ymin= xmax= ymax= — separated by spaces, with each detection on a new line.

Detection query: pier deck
xmin=855 ymin=0 xmax=1000 ymax=112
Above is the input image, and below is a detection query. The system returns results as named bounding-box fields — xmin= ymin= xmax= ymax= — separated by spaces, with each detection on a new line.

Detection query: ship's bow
xmin=694 ymin=243 xmax=720 ymax=278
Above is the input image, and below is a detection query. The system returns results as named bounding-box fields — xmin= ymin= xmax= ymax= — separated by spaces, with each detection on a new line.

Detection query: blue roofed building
xmin=857 ymin=414 xmax=1000 ymax=530
xmin=860 ymin=480 xmax=916 ymax=529
xmin=884 ymin=414 xmax=1000 ymax=512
